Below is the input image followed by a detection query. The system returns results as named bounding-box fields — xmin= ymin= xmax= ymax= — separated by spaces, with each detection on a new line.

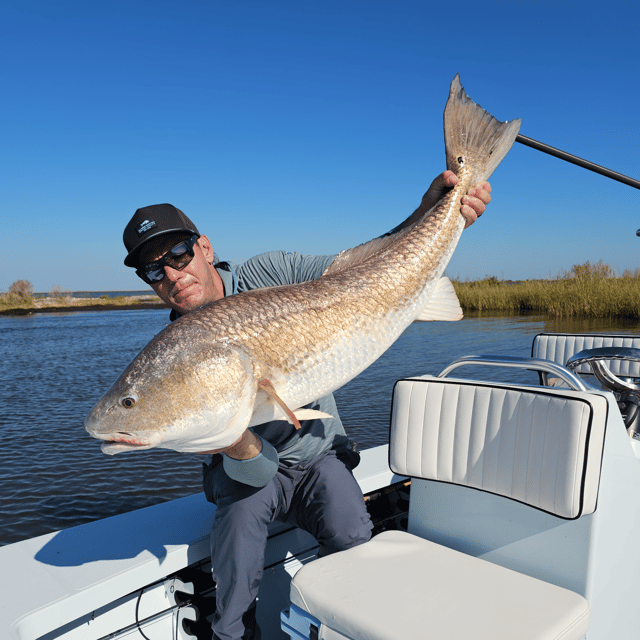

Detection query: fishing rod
xmin=515 ymin=134 xmax=640 ymax=191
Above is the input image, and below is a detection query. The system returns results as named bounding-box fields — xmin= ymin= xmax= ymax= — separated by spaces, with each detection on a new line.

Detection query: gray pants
xmin=203 ymin=450 xmax=373 ymax=640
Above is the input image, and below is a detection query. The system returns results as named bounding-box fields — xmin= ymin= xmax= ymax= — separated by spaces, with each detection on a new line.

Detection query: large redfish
xmin=85 ymin=75 xmax=520 ymax=454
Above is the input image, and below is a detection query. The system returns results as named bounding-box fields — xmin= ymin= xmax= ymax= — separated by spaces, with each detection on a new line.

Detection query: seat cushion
xmin=389 ymin=377 xmax=608 ymax=519
xmin=290 ymin=530 xmax=590 ymax=640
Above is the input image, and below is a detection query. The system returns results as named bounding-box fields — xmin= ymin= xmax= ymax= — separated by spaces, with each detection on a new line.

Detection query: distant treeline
xmin=453 ymin=261 xmax=640 ymax=319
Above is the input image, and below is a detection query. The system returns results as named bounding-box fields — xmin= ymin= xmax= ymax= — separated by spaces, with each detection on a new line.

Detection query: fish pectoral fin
xmin=292 ymin=409 xmax=333 ymax=421
xmin=257 ymin=378 xmax=302 ymax=430
xmin=416 ymin=276 xmax=463 ymax=322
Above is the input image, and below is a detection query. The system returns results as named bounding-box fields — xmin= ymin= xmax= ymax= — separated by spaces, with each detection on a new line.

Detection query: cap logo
xmin=136 ymin=219 xmax=158 ymax=237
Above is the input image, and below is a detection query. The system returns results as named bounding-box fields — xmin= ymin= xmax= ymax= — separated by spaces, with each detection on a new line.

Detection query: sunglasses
xmin=136 ymin=235 xmax=200 ymax=284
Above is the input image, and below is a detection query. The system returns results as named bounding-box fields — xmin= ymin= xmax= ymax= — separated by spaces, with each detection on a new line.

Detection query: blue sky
xmin=1 ymin=0 xmax=638 ymax=293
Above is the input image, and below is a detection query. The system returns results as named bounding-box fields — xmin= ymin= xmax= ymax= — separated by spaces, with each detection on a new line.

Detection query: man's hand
xmin=197 ymin=428 xmax=262 ymax=459
xmin=421 ymin=170 xmax=491 ymax=228
xmin=461 ymin=180 xmax=491 ymax=228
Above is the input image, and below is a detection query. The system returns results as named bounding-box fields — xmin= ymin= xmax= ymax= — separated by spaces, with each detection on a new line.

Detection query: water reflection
xmin=1 ymin=310 xmax=638 ymax=545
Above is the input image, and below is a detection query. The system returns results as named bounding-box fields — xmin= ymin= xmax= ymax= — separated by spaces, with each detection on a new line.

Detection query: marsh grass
xmin=454 ymin=261 xmax=640 ymax=319
xmin=0 ymin=292 xmax=36 ymax=312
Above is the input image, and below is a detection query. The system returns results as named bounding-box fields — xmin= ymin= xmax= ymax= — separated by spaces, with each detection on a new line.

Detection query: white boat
xmin=2 ymin=331 xmax=640 ymax=640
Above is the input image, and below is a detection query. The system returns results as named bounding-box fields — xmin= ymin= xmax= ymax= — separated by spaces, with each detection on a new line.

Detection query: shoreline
xmin=0 ymin=296 xmax=168 ymax=316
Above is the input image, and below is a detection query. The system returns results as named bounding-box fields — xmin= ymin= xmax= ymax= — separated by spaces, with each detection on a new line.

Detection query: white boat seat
xmin=390 ymin=377 xmax=608 ymax=519
xmin=286 ymin=377 xmax=600 ymax=639
xmin=289 ymin=529 xmax=590 ymax=640
xmin=532 ymin=332 xmax=640 ymax=378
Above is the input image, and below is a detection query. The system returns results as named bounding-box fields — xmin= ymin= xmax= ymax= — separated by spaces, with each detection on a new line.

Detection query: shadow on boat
xmin=34 ymin=493 xmax=215 ymax=567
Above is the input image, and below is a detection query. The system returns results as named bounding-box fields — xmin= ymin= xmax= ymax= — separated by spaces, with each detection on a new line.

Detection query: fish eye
xmin=120 ymin=396 xmax=137 ymax=409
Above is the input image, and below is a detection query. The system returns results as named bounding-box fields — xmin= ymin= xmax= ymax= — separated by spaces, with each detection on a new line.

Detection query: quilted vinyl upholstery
xmin=389 ymin=378 xmax=608 ymax=519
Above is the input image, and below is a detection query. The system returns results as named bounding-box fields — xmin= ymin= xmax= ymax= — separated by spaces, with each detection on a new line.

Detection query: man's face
xmin=142 ymin=234 xmax=224 ymax=315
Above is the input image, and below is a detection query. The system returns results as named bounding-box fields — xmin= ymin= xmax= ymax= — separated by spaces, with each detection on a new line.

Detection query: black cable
xmin=135 ymin=588 xmax=153 ymax=640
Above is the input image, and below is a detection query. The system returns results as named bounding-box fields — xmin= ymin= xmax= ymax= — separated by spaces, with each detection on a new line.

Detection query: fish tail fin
xmin=444 ymin=75 xmax=521 ymax=183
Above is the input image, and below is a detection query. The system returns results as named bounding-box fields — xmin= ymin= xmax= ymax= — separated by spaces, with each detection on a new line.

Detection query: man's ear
xmin=197 ymin=235 xmax=215 ymax=262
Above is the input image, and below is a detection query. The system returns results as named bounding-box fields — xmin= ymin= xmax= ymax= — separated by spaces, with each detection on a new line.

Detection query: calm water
xmin=1 ymin=309 xmax=639 ymax=546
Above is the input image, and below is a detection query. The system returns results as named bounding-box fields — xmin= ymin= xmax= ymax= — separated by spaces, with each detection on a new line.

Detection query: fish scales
xmin=85 ymin=75 xmax=520 ymax=454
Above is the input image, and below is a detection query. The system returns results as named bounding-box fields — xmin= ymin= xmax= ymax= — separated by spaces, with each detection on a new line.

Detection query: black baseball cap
xmin=123 ymin=204 xmax=200 ymax=267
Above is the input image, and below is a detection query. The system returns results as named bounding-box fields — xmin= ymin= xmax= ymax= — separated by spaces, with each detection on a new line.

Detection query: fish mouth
xmin=89 ymin=431 xmax=160 ymax=455
xmin=100 ymin=440 xmax=155 ymax=455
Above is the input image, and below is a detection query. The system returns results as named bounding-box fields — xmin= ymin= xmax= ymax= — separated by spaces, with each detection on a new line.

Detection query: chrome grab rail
xmin=436 ymin=355 xmax=590 ymax=392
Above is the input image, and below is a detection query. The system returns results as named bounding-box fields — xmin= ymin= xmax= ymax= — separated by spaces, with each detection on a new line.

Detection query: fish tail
xmin=444 ymin=75 xmax=521 ymax=183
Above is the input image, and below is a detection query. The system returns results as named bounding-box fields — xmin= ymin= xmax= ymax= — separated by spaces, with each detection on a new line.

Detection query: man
xmin=122 ymin=171 xmax=491 ymax=640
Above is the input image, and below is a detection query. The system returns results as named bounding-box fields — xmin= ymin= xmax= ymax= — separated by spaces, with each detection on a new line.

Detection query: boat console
xmin=283 ymin=335 xmax=640 ymax=640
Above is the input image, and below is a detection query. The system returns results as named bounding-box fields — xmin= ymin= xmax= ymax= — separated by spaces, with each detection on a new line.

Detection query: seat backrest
xmin=532 ymin=332 xmax=640 ymax=377
xmin=389 ymin=377 xmax=608 ymax=519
